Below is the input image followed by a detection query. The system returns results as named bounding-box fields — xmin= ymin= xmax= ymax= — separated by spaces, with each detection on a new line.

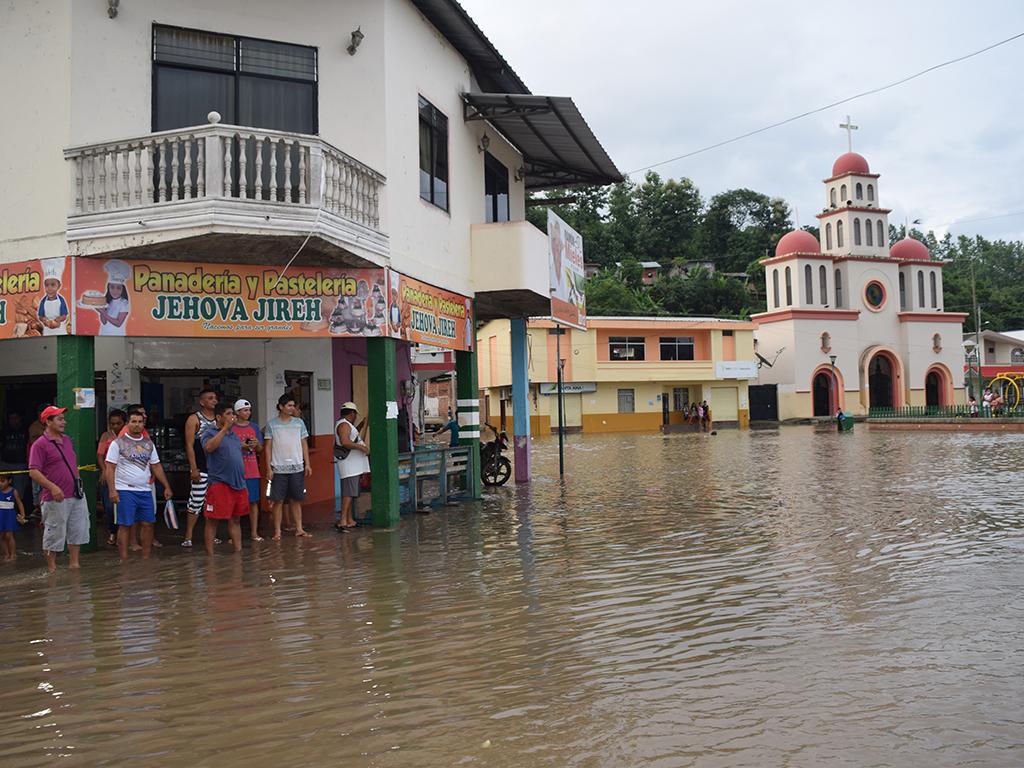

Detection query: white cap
xmin=104 ymin=259 xmax=131 ymax=285
xmin=234 ymin=399 xmax=252 ymax=411
xmin=41 ymin=257 xmax=65 ymax=284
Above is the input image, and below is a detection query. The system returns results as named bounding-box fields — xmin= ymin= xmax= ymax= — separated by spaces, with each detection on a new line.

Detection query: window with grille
xmin=617 ymin=388 xmax=635 ymax=413
xmin=672 ymin=387 xmax=689 ymax=411
xmin=609 ymin=337 xmax=646 ymax=361
xmin=660 ymin=337 xmax=695 ymax=361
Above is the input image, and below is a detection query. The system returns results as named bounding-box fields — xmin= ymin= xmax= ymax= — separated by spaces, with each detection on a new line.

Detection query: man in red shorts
xmin=199 ymin=402 xmax=248 ymax=555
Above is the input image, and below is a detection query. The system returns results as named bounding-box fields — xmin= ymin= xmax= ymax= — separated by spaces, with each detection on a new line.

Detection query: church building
xmin=753 ymin=150 xmax=967 ymax=419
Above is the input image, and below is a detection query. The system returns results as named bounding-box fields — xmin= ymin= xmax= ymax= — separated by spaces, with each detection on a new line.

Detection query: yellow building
xmin=477 ymin=317 xmax=756 ymax=433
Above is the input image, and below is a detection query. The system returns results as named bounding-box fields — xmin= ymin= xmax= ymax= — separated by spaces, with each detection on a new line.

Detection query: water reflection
xmin=1 ymin=426 xmax=1023 ymax=766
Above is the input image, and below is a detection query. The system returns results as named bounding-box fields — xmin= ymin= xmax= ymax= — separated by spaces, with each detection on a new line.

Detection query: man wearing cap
xmin=231 ymin=399 xmax=264 ymax=542
xmin=334 ymin=402 xmax=369 ymax=530
xmin=28 ymin=406 xmax=89 ymax=572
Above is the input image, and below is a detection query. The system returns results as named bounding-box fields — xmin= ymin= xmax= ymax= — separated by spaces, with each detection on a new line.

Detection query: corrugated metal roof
xmin=463 ymin=93 xmax=623 ymax=189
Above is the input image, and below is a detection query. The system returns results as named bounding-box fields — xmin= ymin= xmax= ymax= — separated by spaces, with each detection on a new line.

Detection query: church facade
xmin=753 ymin=151 xmax=967 ymax=419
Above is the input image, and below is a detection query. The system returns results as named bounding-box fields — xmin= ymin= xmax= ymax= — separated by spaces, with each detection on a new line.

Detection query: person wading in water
xmin=182 ymin=389 xmax=218 ymax=548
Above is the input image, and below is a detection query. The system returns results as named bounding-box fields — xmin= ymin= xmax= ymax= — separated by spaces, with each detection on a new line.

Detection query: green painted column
xmin=456 ymin=334 xmax=481 ymax=501
xmin=56 ymin=335 xmax=97 ymax=552
xmin=367 ymin=336 xmax=400 ymax=527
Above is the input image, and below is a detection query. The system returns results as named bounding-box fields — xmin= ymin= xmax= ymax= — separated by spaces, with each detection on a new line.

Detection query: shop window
xmin=865 ymin=218 xmax=874 ymax=246
xmin=660 ymin=336 xmax=695 ymax=361
xmin=419 ymin=95 xmax=449 ymax=211
xmin=804 ymin=264 xmax=814 ymax=304
xmin=785 ymin=266 xmax=792 ymax=305
xmin=609 ymin=336 xmax=645 ymax=361
xmin=929 ymin=271 xmax=938 ymax=308
xmin=819 ymin=265 xmax=827 ymax=305
xmin=672 ymin=387 xmax=689 ymax=411
xmin=834 ymin=269 xmax=843 ymax=307
xmin=283 ymin=370 xmax=315 ymax=445
xmin=484 ymin=152 xmax=509 ymax=223
xmin=617 ymin=388 xmax=635 ymax=413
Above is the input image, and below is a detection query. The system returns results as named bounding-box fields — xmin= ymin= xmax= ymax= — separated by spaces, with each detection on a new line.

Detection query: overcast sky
xmin=461 ymin=0 xmax=1024 ymax=243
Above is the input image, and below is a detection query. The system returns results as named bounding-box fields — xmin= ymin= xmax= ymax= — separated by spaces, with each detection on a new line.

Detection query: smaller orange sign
xmin=387 ymin=271 xmax=473 ymax=351
xmin=0 ymin=258 xmax=73 ymax=339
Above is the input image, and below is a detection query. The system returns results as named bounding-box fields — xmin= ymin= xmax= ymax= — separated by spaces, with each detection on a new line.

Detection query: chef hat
xmin=41 ymin=257 xmax=65 ymax=285
xmin=104 ymin=259 xmax=131 ymax=286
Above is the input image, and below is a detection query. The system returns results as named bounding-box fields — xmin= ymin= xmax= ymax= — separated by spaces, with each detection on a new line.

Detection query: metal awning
xmin=463 ymin=93 xmax=623 ymax=190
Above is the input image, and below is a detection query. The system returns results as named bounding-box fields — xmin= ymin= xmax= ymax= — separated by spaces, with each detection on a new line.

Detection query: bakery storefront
xmin=0 ymin=256 xmax=475 ymax=525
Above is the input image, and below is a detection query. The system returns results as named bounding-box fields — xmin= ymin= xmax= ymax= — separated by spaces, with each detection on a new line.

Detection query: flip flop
xmin=295 ymin=531 xmax=313 ymax=538
xmin=181 ymin=539 xmax=193 ymax=548
xmin=252 ymin=536 xmax=265 ymax=542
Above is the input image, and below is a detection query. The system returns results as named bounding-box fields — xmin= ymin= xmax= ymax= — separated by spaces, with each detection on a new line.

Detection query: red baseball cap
xmin=40 ymin=406 xmax=67 ymax=423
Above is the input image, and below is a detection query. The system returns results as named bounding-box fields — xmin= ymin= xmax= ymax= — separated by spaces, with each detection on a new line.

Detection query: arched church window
xmin=867 ymin=184 xmax=875 ymax=202
xmin=899 ymin=272 xmax=907 ymax=310
xmin=855 ymin=182 xmax=863 ymax=200
xmin=834 ymin=269 xmax=843 ymax=307
xmin=837 ymin=220 xmax=844 ymax=248
xmin=1012 ymin=347 xmax=1024 ymax=364
xmin=772 ymin=269 xmax=780 ymax=308
xmin=865 ymin=218 xmax=874 ymax=246
xmin=933 ymin=334 xmax=943 ymax=353
xmin=820 ymin=332 xmax=832 ymax=353
xmin=819 ymin=265 xmax=828 ymax=305
xmin=917 ymin=271 xmax=925 ymax=308
xmin=785 ymin=266 xmax=793 ymax=306
xmin=825 ymin=223 xmax=833 ymax=249
xmin=877 ymin=220 xmax=885 ymax=247
xmin=853 ymin=218 xmax=862 ymax=246
xmin=929 ymin=271 xmax=937 ymax=308
xmin=830 ymin=188 xmax=837 ymax=207
xmin=840 ymin=184 xmax=847 ymax=201
xmin=804 ymin=264 xmax=814 ymax=304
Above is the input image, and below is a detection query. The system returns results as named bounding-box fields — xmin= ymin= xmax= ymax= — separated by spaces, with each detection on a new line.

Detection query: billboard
xmin=547 ymin=209 xmax=586 ymax=330
xmin=387 ymin=270 xmax=473 ymax=352
xmin=73 ymin=258 xmax=389 ymax=338
xmin=0 ymin=258 xmax=73 ymax=339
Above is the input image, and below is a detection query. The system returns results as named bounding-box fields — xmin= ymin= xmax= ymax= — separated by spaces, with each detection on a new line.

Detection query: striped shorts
xmin=187 ymin=472 xmax=209 ymax=515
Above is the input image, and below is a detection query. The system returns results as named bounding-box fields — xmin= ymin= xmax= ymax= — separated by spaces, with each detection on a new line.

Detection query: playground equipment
xmin=987 ymin=373 xmax=1023 ymax=412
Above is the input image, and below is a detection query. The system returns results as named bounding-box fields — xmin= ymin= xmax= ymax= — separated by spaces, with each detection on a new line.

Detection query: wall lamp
xmin=477 ymin=133 xmax=490 ymax=153
xmin=347 ymin=27 xmax=364 ymax=55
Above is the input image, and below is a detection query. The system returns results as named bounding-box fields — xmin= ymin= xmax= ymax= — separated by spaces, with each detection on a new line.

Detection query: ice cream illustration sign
xmin=547 ymin=209 xmax=586 ymax=330
xmin=0 ymin=257 xmax=472 ymax=351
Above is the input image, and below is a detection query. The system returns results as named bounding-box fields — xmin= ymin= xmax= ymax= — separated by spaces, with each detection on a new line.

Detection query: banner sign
xmin=539 ymin=381 xmax=596 ymax=395
xmin=547 ymin=210 xmax=586 ymax=330
xmin=73 ymin=257 xmax=389 ymax=338
xmin=715 ymin=361 xmax=759 ymax=380
xmin=387 ymin=271 xmax=473 ymax=351
xmin=0 ymin=257 xmax=73 ymax=339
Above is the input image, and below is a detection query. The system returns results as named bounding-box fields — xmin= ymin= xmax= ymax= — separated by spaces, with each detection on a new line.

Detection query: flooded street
xmin=2 ymin=426 xmax=1023 ymax=767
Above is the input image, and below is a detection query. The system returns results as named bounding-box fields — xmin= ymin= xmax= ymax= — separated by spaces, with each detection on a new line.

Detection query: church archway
xmin=924 ymin=364 xmax=952 ymax=409
xmin=810 ymin=363 xmax=845 ymax=416
xmin=868 ymin=353 xmax=897 ymax=408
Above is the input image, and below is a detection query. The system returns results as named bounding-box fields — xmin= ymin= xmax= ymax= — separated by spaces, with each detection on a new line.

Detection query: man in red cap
xmin=28 ymin=406 xmax=89 ymax=572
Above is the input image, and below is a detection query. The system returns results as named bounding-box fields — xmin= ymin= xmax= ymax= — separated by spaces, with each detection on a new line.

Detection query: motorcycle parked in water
xmin=480 ymin=423 xmax=512 ymax=486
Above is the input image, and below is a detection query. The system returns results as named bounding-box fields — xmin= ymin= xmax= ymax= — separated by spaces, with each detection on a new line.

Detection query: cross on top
xmin=839 ymin=115 xmax=859 ymax=153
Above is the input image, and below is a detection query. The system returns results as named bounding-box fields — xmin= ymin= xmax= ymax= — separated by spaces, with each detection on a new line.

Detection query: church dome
xmin=775 ymin=229 xmax=821 ymax=257
xmin=890 ymin=238 xmax=931 ymax=261
xmin=832 ymin=152 xmax=870 ymax=176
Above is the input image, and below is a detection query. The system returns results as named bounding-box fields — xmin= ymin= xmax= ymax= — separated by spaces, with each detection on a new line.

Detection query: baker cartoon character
xmin=96 ymin=260 xmax=131 ymax=336
xmin=38 ymin=257 xmax=69 ymax=336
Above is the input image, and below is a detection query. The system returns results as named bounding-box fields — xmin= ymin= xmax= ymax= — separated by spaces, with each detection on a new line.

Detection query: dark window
xmin=865 ymin=281 xmax=886 ymax=309
xmin=419 ymin=96 xmax=449 ymax=211
xmin=835 ymin=269 xmax=843 ymax=307
xmin=484 ymin=153 xmax=509 ymax=223
xmin=929 ymin=271 xmax=938 ymax=308
xmin=153 ymin=25 xmax=317 ymax=133
xmin=673 ymin=387 xmax=689 ymax=411
xmin=899 ymin=272 xmax=907 ymax=310
xmin=723 ymin=330 xmax=734 ymax=337
xmin=609 ymin=336 xmax=646 ymax=361
xmin=660 ymin=336 xmax=695 ymax=361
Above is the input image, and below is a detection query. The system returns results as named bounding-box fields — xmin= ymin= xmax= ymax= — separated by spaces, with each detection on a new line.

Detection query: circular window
xmin=864 ymin=281 xmax=886 ymax=310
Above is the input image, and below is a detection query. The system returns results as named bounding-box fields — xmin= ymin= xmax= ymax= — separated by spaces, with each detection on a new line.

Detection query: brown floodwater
xmin=1 ymin=426 xmax=1023 ymax=767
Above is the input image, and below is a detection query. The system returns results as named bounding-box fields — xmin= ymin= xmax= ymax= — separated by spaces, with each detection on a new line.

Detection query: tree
xmin=700 ymin=189 xmax=791 ymax=274
xmin=585 ymin=271 xmax=662 ymax=316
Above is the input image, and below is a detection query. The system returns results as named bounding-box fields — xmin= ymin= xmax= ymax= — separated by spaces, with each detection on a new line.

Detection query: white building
xmin=753 ymin=151 xmax=966 ymax=419
xmin=0 ymin=0 xmax=620 ymax=521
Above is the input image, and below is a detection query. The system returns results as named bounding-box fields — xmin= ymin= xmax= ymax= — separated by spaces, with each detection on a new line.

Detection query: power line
xmin=930 ymin=209 xmax=1024 ymax=229
xmin=626 ymin=31 xmax=1024 ymax=176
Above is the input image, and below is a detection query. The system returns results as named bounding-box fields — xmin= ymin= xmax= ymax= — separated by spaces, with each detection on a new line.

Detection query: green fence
xmin=868 ymin=405 xmax=1024 ymax=419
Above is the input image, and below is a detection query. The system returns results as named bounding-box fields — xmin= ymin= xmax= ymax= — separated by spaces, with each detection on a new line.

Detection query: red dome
xmin=889 ymin=238 xmax=931 ymax=261
xmin=832 ymin=152 xmax=870 ymax=176
xmin=775 ymin=229 xmax=821 ymax=257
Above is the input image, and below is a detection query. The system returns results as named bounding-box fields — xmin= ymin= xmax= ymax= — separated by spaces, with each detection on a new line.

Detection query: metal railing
xmin=868 ymin=405 xmax=1024 ymax=419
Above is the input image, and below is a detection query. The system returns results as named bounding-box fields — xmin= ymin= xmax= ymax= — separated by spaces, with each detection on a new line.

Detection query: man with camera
xmin=28 ymin=406 xmax=89 ymax=573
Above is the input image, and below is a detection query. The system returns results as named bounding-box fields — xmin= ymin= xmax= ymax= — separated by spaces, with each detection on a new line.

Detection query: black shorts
xmin=269 ymin=471 xmax=305 ymax=502
xmin=340 ymin=475 xmax=361 ymax=498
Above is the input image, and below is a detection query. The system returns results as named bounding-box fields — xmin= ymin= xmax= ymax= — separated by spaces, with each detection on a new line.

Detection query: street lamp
xmin=963 ymin=339 xmax=979 ymax=406
xmin=828 ymin=354 xmax=838 ymax=413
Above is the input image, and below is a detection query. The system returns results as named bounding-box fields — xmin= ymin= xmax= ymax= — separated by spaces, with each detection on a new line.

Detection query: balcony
xmin=470 ymin=220 xmax=550 ymax=320
xmin=63 ymin=118 xmax=387 ymax=266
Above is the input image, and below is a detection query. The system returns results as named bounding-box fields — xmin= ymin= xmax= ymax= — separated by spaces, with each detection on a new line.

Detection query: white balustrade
xmin=64 ymin=122 xmax=384 ymax=231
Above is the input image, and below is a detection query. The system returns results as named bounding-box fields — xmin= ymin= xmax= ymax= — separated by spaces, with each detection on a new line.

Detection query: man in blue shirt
xmin=200 ymin=402 xmax=247 ymax=555
xmin=437 ymin=415 xmax=460 ymax=448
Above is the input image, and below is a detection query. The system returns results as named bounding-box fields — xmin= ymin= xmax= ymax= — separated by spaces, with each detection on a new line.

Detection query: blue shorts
xmin=114 ymin=490 xmax=156 ymax=526
xmin=245 ymin=478 xmax=260 ymax=505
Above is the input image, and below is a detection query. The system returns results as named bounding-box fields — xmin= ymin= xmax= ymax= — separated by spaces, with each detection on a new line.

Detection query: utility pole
xmin=970 ymin=257 xmax=983 ymax=405
xmin=555 ymin=324 xmax=565 ymax=477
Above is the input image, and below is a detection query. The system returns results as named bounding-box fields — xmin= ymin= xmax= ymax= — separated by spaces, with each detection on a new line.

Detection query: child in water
xmin=0 ymin=474 xmax=27 ymax=561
